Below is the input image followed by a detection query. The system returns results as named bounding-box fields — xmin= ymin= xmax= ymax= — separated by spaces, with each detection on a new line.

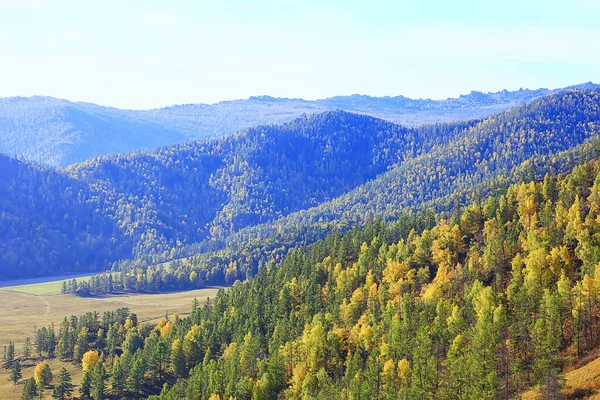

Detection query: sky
xmin=0 ymin=0 xmax=598 ymax=109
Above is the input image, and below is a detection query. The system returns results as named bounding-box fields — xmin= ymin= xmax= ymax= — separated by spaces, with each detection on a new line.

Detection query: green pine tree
xmin=23 ymin=338 xmax=32 ymax=359
xmin=92 ymin=362 xmax=106 ymax=400
xmin=21 ymin=377 xmax=37 ymax=400
xmin=6 ymin=341 xmax=15 ymax=363
xmin=111 ymin=358 xmax=127 ymax=397
xmin=9 ymin=359 xmax=22 ymax=385
xmin=129 ymin=355 xmax=146 ymax=394
xmin=80 ymin=370 xmax=92 ymax=399
xmin=52 ymin=368 xmax=74 ymax=400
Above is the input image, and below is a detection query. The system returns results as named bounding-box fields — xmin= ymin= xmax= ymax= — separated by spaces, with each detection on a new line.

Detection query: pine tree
xmin=23 ymin=338 xmax=32 ymax=359
xmin=150 ymin=340 xmax=169 ymax=380
xmin=9 ymin=359 xmax=22 ymax=384
xmin=21 ymin=377 xmax=37 ymax=400
xmin=470 ymin=285 xmax=500 ymax=399
xmin=441 ymin=335 xmax=470 ymax=399
xmin=52 ymin=368 xmax=74 ymax=400
xmin=74 ymin=327 xmax=89 ymax=363
xmin=531 ymin=290 xmax=564 ymax=396
xmin=409 ymin=324 xmax=436 ymax=398
xmin=80 ymin=370 xmax=92 ymax=399
xmin=35 ymin=328 xmax=47 ymax=356
xmin=47 ymin=327 xmax=56 ymax=356
xmin=111 ymin=357 xmax=127 ymax=397
xmin=6 ymin=341 xmax=15 ymax=363
xmin=129 ymin=355 xmax=146 ymax=394
xmin=106 ymin=324 xmax=118 ymax=361
xmin=92 ymin=362 xmax=106 ymax=400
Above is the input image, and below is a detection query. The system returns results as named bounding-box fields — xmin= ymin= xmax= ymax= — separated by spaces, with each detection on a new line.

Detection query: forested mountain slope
xmin=0 ymin=154 xmax=130 ymax=277
xmin=51 ymin=159 xmax=600 ymax=400
xmin=258 ymin=88 xmax=600 ymax=229
xmin=69 ymin=112 xmax=469 ymax=262
xmin=172 ymin=89 xmax=600 ymax=284
xmin=158 ymin=159 xmax=600 ymax=399
xmin=0 ymin=97 xmax=188 ymax=166
xmin=1 ymin=82 xmax=597 ymax=166
xmin=1 ymin=112 xmax=466 ymax=278
xmin=2 ymin=89 xmax=600 ymax=281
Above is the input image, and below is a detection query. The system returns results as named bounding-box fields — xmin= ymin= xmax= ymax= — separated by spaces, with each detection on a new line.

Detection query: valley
xmin=0 ymin=281 xmax=219 ymax=399
xmin=3 ymin=2 xmax=599 ymax=398
xmin=0 ymin=274 xmax=97 ymax=295
xmin=2 ymin=89 xmax=600 ymax=399
xmin=0 ymin=285 xmax=220 ymax=347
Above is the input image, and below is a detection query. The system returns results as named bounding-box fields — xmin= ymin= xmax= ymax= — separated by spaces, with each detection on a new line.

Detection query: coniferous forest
xmin=5 ymin=158 xmax=600 ymax=399
xmin=3 ymin=88 xmax=600 ymax=399
xmin=3 ymin=1 xmax=600 ymax=398
xmin=2 ymin=89 xmax=600 ymax=282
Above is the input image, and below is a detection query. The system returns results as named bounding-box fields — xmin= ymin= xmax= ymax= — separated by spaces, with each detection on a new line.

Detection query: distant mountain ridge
xmin=1 ymin=88 xmax=600 ymax=280
xmin=0 ymin=82 xmax=597 ymax=166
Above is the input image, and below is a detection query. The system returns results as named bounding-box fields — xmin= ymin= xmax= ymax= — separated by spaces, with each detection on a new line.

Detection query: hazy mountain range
xmin=2 ymin=88 xmax=599 ymax=280
xmin=0 ymin=82 xmax=597 ymax=166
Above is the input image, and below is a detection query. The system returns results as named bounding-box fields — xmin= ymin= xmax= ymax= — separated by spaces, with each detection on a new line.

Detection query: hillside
xmin=272 ymin=88 xmax=600 ymax=227
xmin=177 ymin=89 xmax=600 ymax=285
xmin=151 ymin=158 xmax=600 ymax=399
xmin=0 ymin=82 xmax=597 ymax=166
xmin=0 ymin=97 xmax=188 ymax=166
xmin=0 ymin=154 xmax=130 ymax=277
xmin=2 ymin=89 xmax=600 ymax=282
xmin=1 ymin=111 xmax=458 ymax=278
xmin=35 ymin=157 xmax=600 ymax=400
xmin=523 ymin=353 xmax=600 ymax=399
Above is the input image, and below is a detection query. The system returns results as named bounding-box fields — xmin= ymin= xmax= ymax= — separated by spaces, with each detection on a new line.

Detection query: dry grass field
xmin=523 ymin=354 xmax=600 ymax=399
xmin=0 ymin=283 xmax=220 ymax=399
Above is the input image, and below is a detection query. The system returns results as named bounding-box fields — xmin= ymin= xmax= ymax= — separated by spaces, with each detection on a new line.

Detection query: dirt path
xmin=40 ymin=296 xmax=51 ymax=318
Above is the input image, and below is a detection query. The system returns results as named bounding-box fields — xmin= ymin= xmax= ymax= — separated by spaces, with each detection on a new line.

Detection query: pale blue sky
xmin=0 ymin=0 xmax=598 ymax=109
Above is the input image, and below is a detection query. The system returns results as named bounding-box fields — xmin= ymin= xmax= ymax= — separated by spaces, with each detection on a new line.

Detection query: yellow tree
xmin=565 ymin=196 xmax=583 ymax=242
xmin=34 ymin=361 xmax=53 ymax=387
xmin=160 ymin=321 xmax=173 ymax=336
xmin=300 ymin=322 xmax=327 ymax=373
xmin=397 ymin=358 xmax=412 ymax=399
xmin=82 ymin=350 xmax=100 ymax=372
xmin=183 ymin=324 xmax=202 ymax=367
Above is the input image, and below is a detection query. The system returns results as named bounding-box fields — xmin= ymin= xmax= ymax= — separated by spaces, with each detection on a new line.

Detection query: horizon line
xmin=0 ymin=81 xmax=596 ymax=112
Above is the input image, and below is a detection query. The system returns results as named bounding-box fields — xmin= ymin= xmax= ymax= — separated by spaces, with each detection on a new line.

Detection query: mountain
xmin=1 ymin=111 xmax=468 ymax=278
xmin=0 ymin=82 xmax=597 ymax=166
xmin=1 ymin=88 xmax=600 ymax=281
xmin=0 ymin=154 xmax=131 ymax=277
xmin=0 ymin=97 xmax=188 ymax=166
xmin=66 ymin=157 xmax=600 ymax=400
xmin=317 ymin=81 xmax=600 ymax=124
xmin=178 ymin=88 xmax=600 ymax=284
xmin=153 ymin=159 xmax=600 ymax=399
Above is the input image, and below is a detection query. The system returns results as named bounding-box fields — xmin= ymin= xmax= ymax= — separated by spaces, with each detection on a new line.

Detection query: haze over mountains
xmin=1 ymin=88 xmax=600 ymax=281
xmin=0 ymin=82 xmax=597 ymax=166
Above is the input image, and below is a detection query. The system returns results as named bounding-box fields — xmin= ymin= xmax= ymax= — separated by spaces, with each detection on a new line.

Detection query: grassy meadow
xmin=0 ymin=278 xmax=220 ymax=399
